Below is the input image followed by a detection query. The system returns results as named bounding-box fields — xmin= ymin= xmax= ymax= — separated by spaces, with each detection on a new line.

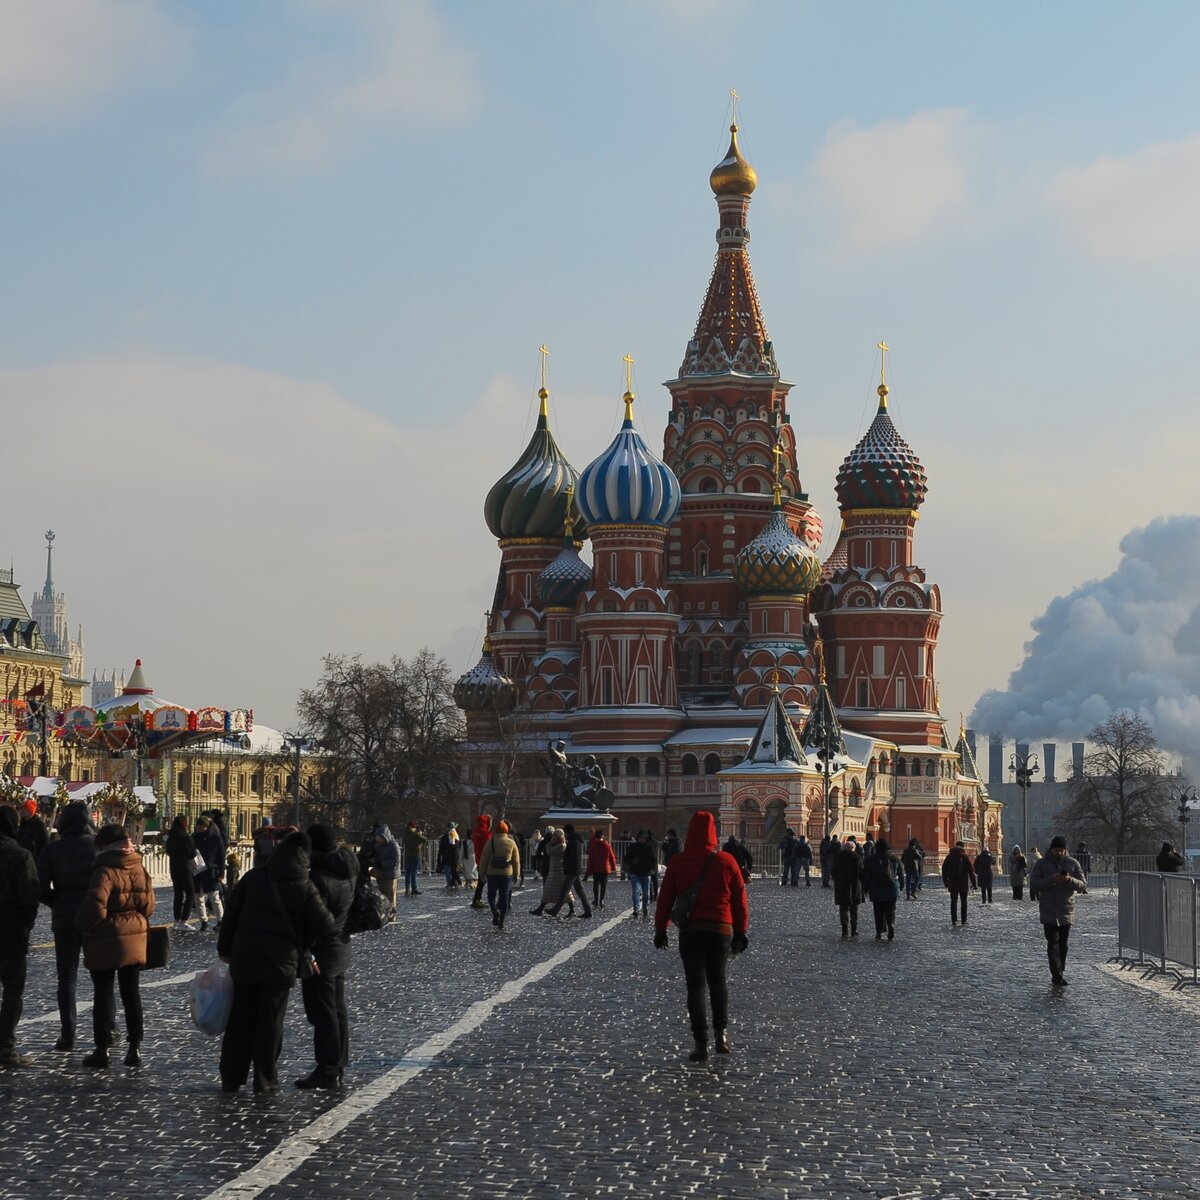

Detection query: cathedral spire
xmin=678 ymin=109 xmax=777 ymax=379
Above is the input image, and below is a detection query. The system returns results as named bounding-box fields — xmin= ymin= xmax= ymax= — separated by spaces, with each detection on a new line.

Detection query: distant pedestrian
xmin=469 ymin=814 xmax=492 ymax=910
xmin=193 ymin=816 xmax=226 ymax=931
xmin=297 ymin=823 xmax=358 ymax=1089
xmin=0 ymin=805 xmax=39 ymax=1069
xmin=832 ymin=836 xmax=864 ymax=939
xmin=795 ymin=835 xmax=813 ymax=887
xmin=722 ymin=835 xmax=752 ymax=883
xmin=76 ymin=823 xmax=154 ymax=1069
xmin=779 ymin=828 xmax=800 ymax=887
xmin=901 ymin=838 xmax=924 ymax=900
xmin=586 ymin=829 xmax=617 ymax=909
xmin=623 ymin=831 xmax=656 ymax=919
xmin=941 ymin=842 xmax=977 ymax=927
xmin=530 ymin=827 xmax=571 ymax=917
xmin=218 ymin=831 xmax=337 ymax=1094
xmin=661 ymin=828 xmax=682 ymax=864
xmin=1009 ymin=846 xmax=1029 ymax=900
xmin=479 ymin=820 xmax=521 ymax=930
xmin=653 ymin=810 xmax=749 ymax=1063
xmin=165 ymin=815 xmax=199 ymax=931
xmin=16 ymin=800 xmax=47 ymax=861
xmin=547 ymin=823 xmax=591 ymax=919
xmin=863 ymin=837 xmax=901 ymax=940
xmin=975 ymin=847 xmax=995 ymax=905
xmin=646 ymin=831 xmax=661 ymax=901
xmin=37 ymin=801 xmax=96 ymax=1051
xmin=1075 ymin=842 xmax=1092 ymax=877
xmin=1157 ymin=842 xmax=1185 ymax=873
xmin=372 ymin=824 xmax=401 ymax=906
xmin=435 ymin=823 xmax=462 ymax=889
xmin=862 ymin=833 xmax=875 ymax=859
xmin=1028 ymin=835 xmax=1087 ymax=987
xmin=404 ymin=821 xmax=429 ymax=895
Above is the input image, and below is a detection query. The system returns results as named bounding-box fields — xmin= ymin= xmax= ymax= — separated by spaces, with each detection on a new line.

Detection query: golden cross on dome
xmin=877 ymin=340 xmax=889 ymax=387
xmin=563 ymin=485 xmax=575 ymax=537
xmin=623 ymin=353 xmax=635 ymax=393
xmin=772 ymin=440 xmax=785 ymax=483
xmin=770 ymin=669 xmax=780 ymax=693
xmin=815 ymin=639 xmax=826 ymax=684
xmin=538 ymin=344 xmax=549 ymax=390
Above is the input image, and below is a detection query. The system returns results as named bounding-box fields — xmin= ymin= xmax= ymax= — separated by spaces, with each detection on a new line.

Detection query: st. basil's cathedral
xmin=455 ymin=122 xmax=1001 ymax=860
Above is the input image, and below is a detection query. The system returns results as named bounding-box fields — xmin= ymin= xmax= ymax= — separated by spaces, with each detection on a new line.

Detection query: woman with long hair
xmin=165 ymin=815 xmax=198 ymax=931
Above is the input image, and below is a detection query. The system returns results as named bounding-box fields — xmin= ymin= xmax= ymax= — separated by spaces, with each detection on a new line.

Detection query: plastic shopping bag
xmin=188 ymin=963 xmax=233 ymax=1036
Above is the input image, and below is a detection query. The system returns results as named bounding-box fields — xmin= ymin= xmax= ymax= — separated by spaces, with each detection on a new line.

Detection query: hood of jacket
xmin=374 ymin=824 xmax=396 ymax=843
xmin=474 ymin=814 xmax=491 ymax=835
xmin=95 ymin=843 xmax=140 ymax=871
xmin=685 ymin=810 xmax=719 ymax=853
xmin=268 ymin=840 xmax=311 ymax=883
xmin=313 ymin=846 xmax=357 ymax=881
xmin=58 ymin=801 xmax=94 ymax=836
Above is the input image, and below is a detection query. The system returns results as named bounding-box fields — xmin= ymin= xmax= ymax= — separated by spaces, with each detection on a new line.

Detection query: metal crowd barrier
xmin=1114 ymin=871 xmax=1199 ymax=988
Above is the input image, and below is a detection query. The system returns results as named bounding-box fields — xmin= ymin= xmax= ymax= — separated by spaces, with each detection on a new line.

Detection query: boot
xmin=82 ymin=1048 xmax=109 ymax=1069
xmin=688 ymin=1037 xmax=709 ymax=1063
xmin=54 ymin=1036 xmax=74 ymax=1052
xmin=0 ymin=1048 xmax=33 ymax=1069
xmin=124 ymin=1043 xmax=141 ymax=1068
xmin=294 ymin=1067 xmax=340 ymax=1090
xmin=714 ymin=1030 xmax=731 ymax=1054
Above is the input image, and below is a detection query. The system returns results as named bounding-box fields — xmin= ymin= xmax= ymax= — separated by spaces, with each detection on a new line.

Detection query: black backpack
xmin=345 ymin=875 xmax=395 ymax=934
xmin=876 ymin=856 xmax=896 ymax=888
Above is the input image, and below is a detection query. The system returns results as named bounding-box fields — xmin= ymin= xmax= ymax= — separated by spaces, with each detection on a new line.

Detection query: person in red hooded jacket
xmin=469 ymin=814 xmax=492 ymax=910
xmin=653 ymin=811 xmax=749 ymax=1063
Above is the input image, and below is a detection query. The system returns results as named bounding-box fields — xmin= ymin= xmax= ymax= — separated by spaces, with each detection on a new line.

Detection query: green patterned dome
xmin=835 ymin=385 xmax=928 ymax=512
xmin=733 ymin=502 xmax=822 ymax=596
xmin=484 ymin=391 xmax=584 ymax=540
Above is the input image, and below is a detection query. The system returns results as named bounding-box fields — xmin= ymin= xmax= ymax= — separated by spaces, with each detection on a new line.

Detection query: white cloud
xmin=207 ymin=0 xmax=476 ymax=174
xmin=809 ymin=109 xmax=972 ymax=251
xmin=1047 ymin=134 xmax=1200 ymax=262
xmin=0 ymin=356 xmax=620 ymax=728
xmin=0 ymin=0 xmax=180 ymax=120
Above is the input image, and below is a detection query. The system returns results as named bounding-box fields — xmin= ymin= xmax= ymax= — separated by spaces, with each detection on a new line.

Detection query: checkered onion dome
xmin=733 ymin=505 xmax=821 ymax=596
xmin=835 ymin=404 xmax=928 ymax=512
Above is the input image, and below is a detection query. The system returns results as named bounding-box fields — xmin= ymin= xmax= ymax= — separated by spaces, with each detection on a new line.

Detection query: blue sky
xmin=4 ymin=0 xmax=1200 ymax=734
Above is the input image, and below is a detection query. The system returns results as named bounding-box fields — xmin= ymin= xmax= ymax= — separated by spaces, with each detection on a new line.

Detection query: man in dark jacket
xmin=723 ymin=835 xmax=752 ymax=882
xmin=546 ymin=823 xmax=592 ymax=918
xmin=16 ymin=800 xmax=47 ymax=860
xmin=1029 ymin=835 xmax=1087 ymax=986
xmin=435 ymin=823 xmax=462 ymax=890
xmin=296 ymin=824 xmax=358 ymax=1089
xmin=819 ymin=835 xmax=835 ymax=887
xmin=975 ymin=848 xmax=996 ymax=905
xmin=831 ymin=837 xmax=864 ymax=938
xmin=941 ymin=842 xmax=977 ymax=927
xmin=779 ymin=829 xmax=800 ymax=887
xmin=217 ymin=831 xmax=337 ymax=1093
xmin=796 ymin=835 xmax=814 ymax=886
xmin=661 ymin=829 xmax=682 ymax=864
xmin=0 ymin=806 xmax=39 ymax=1068
xmin=1157 ymin=843 xmax=1185 ymax=873
xmin=37 ymin=800 xmax=96 ymax=1051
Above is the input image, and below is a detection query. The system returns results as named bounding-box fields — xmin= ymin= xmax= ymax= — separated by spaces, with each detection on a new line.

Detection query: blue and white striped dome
xmin=577 ymin=395 xmax=681 ymax=529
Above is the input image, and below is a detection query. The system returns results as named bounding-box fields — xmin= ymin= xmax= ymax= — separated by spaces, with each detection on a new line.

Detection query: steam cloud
xmin=971 ymin=514 xmax=1200 ymax=761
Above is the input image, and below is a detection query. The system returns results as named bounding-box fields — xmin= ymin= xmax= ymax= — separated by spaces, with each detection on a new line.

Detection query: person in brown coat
xmin=76 ymin=824 xmax=155 ymax=1069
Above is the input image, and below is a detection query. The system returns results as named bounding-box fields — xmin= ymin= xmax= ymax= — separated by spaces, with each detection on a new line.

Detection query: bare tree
xmin=1060 ymin=712 xmax=1173 ymax=853
xmin=297 ymin=650 xmax=463 ymax=830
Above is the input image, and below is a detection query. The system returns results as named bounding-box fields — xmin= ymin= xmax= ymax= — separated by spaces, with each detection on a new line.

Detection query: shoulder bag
xmin=669 ymin=852 xmax=717 ymax=930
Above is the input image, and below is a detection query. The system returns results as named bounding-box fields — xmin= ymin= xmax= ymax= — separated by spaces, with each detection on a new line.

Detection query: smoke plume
xmin=971 ymin=514 xmax=1200 ymax=762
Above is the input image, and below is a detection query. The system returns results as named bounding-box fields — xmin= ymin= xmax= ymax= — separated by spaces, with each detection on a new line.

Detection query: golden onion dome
xmin=733 ymin=498 xmax=821 ymax=597
xmin=710 ymin=123 xmax=758 ymax=196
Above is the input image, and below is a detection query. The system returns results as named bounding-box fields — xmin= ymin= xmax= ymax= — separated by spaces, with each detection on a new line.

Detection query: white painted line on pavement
xmin=409 ymin=913 xmax=435 ymax=920
xmin=203 ymin=912 xmax=626 ymax=1200
xmin=23 ymin=970 xmax=198 ymax=1026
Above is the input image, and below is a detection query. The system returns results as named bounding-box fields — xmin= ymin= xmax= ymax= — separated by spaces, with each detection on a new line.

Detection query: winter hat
xmin=308 ymin=824 xmax=337 ymax=854
xmin=285 ymin=830 xmax=312 ymax=852
xmin=0 ymin=806 xmax=18 ymax=837
xmin=21 ymin=799 xmax=37 ymax=818
xmin=1049 ymin=835 xmax=1068 ymax=850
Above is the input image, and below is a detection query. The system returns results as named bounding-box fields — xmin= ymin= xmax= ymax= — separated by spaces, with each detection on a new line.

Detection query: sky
xmin=4 ymin=0 xmax=1200 ymax=746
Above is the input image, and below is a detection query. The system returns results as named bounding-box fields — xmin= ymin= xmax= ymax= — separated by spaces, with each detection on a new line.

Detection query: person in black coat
xmin=165 ymin=815 xmax=199 ymax=930
xmin=1157 ymin=843 xmax=1185 ymax=873
xmin=975 ymin=848 xmax=996 ymax=905
xmin=193 ymin=816 xmax=226 ymax=931
xmin=16 ymin=800 xmax=47 ymax=860
xmin=546 ymin=823 xmax=592 ymax=918
xmin=862 ymin=837 xmax=902 ymax=940
xmin=217 ymin=832 xmax=337 ymax=1093
xmin=831 ymin=837 xmax=864 ymax=938
xmin=37 ymin=801 xmax=97 ymax=1051
xmin=296 ymin=824 xmax=358 ymax=1089
xmin=0 ymin=806 xmax=39 ymax=1068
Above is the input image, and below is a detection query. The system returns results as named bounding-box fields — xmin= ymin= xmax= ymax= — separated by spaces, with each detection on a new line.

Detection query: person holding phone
xmin=1028 ymin=835 xmax=1087 ymax=987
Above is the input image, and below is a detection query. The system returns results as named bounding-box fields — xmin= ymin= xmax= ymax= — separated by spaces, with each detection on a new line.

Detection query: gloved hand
xmin=653 ymin=929 xmax=669 ymax=950
xmin=730 ymin=932 xmax=749 ymax=955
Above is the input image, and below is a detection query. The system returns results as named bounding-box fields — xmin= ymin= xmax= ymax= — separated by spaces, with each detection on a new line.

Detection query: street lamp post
xmin=280 ymin=734 xmax=313 ymax=827
xmin=1172 ymin=784 xmax=1197 ymax=858
xmin=1009 ymin=751 xmax=1040 ymax=853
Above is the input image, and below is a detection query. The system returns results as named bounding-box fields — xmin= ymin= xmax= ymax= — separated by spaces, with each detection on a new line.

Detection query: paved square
xmin=1 ymin=878 xmax=1196 ymax=1199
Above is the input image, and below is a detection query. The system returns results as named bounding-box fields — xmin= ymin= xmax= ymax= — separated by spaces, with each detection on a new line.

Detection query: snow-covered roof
xmin=666 ymin=727 xmax=754 ymax=747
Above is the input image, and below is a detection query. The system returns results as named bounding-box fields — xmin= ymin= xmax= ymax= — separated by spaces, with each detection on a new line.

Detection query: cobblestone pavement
xmin=1 ymin=876 xmax=1198 ymax=1199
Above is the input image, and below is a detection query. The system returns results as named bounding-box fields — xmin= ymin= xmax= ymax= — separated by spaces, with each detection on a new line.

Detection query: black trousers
xmin=1012 ymin=884 xmax=1024 ymax=900
xmin=220 ymin=982 xmax=290 ymax=1090
xmin=592 ymin=872 xmax=609 ymax=906
xmin=301 ymin=972 xmax=348 ymax=1072
xmin=171 ymin=868 xmax=196 ymax=921
xmin=678 ymin=929 xmax=731 ymax=1038
xmin=0 ymin=949 xmax=28 ymax=1054
xmin=872 ymin=900 xmax=896 ymax=937
xmin=549 ymin=875 xmax=591 ymax=917
xmin=1043 ymin=923 xmax=1071 ymax=980
xmin=979 ymin=880 xmax=993 ymax=903
xmin=53 ymin=928 xmax=84 ymax=1041
xmin=91 ymin=965 xmax=143 ymax=1048
xmin=950 ymin=889 xmax=968 ymax=923
xmin=838 ymin=902 xmax=859 ymax=935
